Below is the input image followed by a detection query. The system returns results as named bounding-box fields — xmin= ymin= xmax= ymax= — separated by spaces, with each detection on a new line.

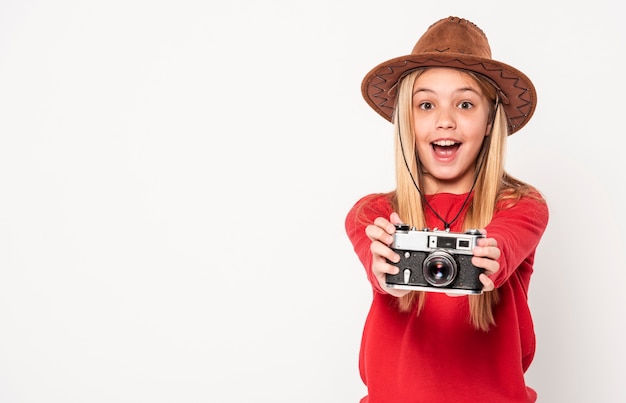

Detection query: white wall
xmin=0 ymin=1 xmax=623 ymax=402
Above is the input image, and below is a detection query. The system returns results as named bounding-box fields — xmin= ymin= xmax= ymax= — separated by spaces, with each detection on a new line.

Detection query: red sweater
xmin=345 ymin=192 xmax=549 ymax=403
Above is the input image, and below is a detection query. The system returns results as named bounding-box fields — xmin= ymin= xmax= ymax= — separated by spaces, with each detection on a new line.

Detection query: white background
xmin=0 ymin=1 xmax=624 ymax=402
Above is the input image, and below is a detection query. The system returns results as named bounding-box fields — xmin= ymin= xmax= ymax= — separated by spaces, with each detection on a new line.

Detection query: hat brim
xmin=361 ymin=53 xmax=537 ymax=135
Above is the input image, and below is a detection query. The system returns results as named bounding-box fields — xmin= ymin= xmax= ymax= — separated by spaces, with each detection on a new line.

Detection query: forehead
xmin=413 ymin=67 xmax=482 ymax=93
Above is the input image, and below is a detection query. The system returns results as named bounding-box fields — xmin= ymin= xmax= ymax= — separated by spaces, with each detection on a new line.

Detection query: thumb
xmin=390 ymin=212 xmax=403 ymax=225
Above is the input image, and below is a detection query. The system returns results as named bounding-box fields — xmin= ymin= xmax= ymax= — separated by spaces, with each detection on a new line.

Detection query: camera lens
xmin=422 ymin=251 xmax=457 ymax=287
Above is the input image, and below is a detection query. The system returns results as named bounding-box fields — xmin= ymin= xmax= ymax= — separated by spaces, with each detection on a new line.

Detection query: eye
xmin=458 ymin=101 xmax=473 ymax=110
xmin=419 ymin=102 xmax=434 ymax=111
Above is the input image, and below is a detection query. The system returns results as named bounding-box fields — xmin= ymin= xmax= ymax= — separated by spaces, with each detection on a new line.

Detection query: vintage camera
xmin=386 ymin=224 xmax=485 ymax=295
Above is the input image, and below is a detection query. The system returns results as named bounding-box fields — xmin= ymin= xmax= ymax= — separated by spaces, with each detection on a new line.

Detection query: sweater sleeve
xmin=486 ymin=193 xmax=549 ymax=288
xmin=345 ymin=194 xmax=394 ymax=294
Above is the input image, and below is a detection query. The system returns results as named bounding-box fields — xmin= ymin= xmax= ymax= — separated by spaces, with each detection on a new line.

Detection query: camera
xmin=386 ymin=224 xmax=485 ymax=295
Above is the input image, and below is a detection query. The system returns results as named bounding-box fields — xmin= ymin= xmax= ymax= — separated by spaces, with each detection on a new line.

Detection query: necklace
xmin=397 ymin=126 xmax=486 ymax=230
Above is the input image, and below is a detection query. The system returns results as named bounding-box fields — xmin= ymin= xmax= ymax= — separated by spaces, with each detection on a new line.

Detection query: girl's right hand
xmin=365 ymin=212 xmax=411 ymax=297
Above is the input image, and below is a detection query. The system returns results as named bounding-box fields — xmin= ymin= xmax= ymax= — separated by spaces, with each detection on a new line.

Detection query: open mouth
xmin=432 ymin=140 xmax=460 ymax=158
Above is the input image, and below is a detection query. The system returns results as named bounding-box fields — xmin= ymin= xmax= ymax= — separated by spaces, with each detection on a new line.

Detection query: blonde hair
xmin=391 ymin=68 xmax=537 ymax=331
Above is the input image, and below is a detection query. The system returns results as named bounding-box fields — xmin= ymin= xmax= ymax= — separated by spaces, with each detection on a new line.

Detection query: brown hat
xmin=361 ymin=16 xmax=536 ymax=135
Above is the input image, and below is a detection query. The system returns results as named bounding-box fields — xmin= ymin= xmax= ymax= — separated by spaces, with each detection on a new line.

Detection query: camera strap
xmin=396 ymin=112 xmax=489 ymax=230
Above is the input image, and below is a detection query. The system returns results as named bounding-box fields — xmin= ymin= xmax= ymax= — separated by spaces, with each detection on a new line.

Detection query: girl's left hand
xmin=471 ymin=230 xmax=501 ymax=292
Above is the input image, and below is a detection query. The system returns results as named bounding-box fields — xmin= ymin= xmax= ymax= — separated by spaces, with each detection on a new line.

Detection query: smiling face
xmin=411 ymin=68 xmax=493 ymax=194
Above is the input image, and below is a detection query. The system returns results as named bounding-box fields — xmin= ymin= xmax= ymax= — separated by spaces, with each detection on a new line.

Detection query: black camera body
xmin=386 ymin=224 xmax=485 ymax=295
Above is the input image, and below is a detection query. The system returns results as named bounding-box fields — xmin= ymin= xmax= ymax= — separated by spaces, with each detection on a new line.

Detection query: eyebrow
xmin=412 ymin=87 xmax=480 ymax=96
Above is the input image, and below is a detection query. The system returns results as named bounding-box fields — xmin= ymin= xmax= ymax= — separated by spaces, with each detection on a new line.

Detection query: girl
xmin=345 ymin=16 xmax=549 ymax=403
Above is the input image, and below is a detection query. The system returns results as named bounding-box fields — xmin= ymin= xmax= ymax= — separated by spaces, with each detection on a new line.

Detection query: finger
xmin=477 ymin=237 xmax=497 ymax=248
xmin=473 ymin=246 xmax=501 ymax=261
xmin=376 ymin=216 xmax=398 ymax=235
xmin=365 ymin=224 xmax=394 ymax=245
xmin=390 ymin=212 xmax=403 ymax=225
xmin=479 ymin=273 xmax=495 ymax=292
xmin=373 ymin=216 xmax=393 ymax=230
xmin=490 ymin=246 xmax=501 ymax=261
xmin=371 ymin=250 xmax=401 ymax=278
xmin=373 ymin=260 xmax=401 ymax=276
xmin=472 ymin=256 xmax=499 ymax=276
xmin=371 ymin=241 xmax=400 ymax=265
xmin=473 ymin=240 xmax=501 ymax=260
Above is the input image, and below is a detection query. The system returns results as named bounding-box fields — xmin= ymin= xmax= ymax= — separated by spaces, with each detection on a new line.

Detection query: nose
xmin=435 ymin=106 xmax=456 ymax=129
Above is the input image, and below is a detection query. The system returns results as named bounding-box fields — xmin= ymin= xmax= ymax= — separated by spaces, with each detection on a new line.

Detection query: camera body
xmin=386 ymin=224 xmax=485 ymax=295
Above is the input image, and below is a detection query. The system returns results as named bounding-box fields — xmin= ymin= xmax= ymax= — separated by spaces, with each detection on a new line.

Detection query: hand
xmin=471 ymin=230 xmax=501 ymax=292
xmin=365 ymin=212 xmax=410 ymax=297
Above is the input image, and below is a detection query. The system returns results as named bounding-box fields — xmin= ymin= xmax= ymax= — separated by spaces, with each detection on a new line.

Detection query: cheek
xmin=463 ymin=118 xmax=491 ymax=139
xmin=485 ymin=121 xmax=493 ymax=135
xmin=413 ymin=139 xmax=432 ymax=161
xmin=411 ymin=119 xmax=431 ymax=142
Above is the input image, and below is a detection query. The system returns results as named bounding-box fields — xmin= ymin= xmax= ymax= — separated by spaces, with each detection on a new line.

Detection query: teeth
xmin=433 ymin=140 xmax=457 ymax=146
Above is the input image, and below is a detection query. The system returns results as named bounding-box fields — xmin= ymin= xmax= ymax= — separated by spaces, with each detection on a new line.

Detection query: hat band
xmin=384 ymin=66 xmax=510 ymax=106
